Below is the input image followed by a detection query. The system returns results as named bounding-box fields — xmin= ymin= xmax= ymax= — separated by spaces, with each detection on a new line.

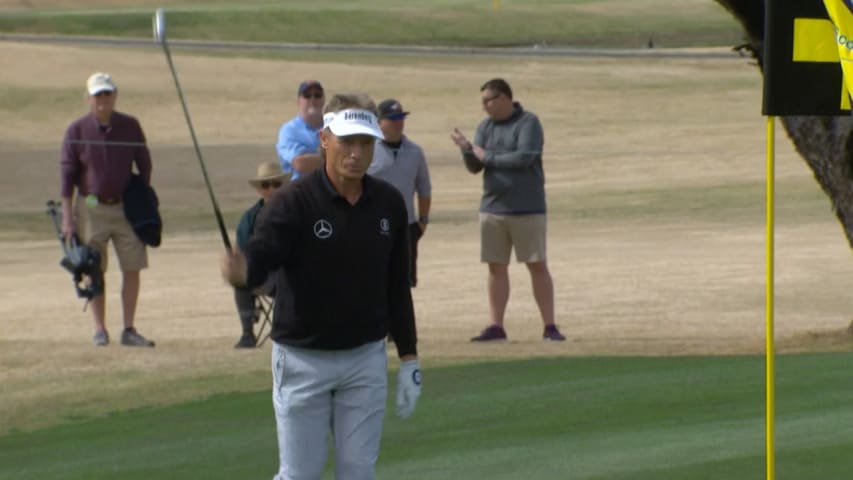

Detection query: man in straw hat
xmin=232 ymin=162 xmax=290 ymax=349
xmin=222 ymin=93 xmax=420 ymax=479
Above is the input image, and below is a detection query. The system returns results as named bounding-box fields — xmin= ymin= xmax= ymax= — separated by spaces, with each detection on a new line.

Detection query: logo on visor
xmin=314 ymin=219 xmax=333 ymax=239
xmin=344 ymin=110 xmax=376 ymax=124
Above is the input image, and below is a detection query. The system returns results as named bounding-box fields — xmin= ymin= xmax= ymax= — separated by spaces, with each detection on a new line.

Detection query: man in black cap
xmin=368 ymin=98 xmax=432 ymax=287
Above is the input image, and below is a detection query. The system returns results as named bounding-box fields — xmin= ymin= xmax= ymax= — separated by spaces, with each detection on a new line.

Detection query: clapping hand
xmin=450 ymin=128 xmax=485 ymax=160
xmin=450 ymin=128 xmax=470 ymax=150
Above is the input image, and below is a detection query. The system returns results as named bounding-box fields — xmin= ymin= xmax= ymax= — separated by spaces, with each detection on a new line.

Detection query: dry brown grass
xmin=1 ymin=41 xmax=852 ymax=431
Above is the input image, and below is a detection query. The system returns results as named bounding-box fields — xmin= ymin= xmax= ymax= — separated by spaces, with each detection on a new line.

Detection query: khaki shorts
xmin=75 ymin=198 xmax=148 ymax=272
xmin=480 ymin=212 xmax=547 ymax=264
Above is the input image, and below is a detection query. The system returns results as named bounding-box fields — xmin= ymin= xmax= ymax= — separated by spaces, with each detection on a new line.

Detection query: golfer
xmin=222 ymin=93 xmax=420 ymax=480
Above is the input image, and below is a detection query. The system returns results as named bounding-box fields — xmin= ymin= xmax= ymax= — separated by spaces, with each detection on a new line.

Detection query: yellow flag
xmin=824 ymin=0 xmax=853 ymax=109
xmin=764 ymin=0 xmax=848 ymax=115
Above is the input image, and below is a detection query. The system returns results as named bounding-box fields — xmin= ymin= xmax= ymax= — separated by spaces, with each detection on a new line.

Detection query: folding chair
xmin=253 ymin=293 xmax=274 ymax=347
xmin=252 ymin=273 xmax=278 ymax=347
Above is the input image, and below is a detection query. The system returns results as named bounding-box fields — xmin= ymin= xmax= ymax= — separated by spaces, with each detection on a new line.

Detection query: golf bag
xmin=46 ymin=200 xmax=104 ymax=301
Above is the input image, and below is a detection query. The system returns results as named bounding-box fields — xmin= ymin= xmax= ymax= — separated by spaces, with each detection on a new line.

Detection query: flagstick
xmin=765 ymin=115 xmax=776 ymax=480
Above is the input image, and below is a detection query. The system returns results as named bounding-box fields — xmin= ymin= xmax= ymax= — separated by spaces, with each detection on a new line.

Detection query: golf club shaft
xmin=46 ymin=201 xmax=65 ymax=245
xmin=46 ymin=200 xmax=75 ymax=254
xmin=159 ymin=39 xmax=232 ymax=251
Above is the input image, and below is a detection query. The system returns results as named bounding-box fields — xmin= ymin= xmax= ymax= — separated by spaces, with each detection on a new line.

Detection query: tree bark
xmin=715 ymin=0 xmax=853 ymax=331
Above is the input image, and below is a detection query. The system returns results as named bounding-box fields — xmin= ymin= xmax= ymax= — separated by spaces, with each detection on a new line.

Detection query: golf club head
xmin=153 ymin=8 xmax=166 ymax=43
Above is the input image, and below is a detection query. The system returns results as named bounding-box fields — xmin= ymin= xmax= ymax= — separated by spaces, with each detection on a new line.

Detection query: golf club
xmin=153 ymin=8 xmax=232 ymax=251
xmin=46 ymin=200 xmax=104 ymax=302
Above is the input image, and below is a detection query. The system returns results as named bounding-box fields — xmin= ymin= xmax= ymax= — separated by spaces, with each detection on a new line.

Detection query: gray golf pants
xmin=271 ymin=340 xmax=387 ymax=480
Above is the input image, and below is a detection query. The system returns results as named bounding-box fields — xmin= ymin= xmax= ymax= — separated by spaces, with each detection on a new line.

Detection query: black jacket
xmin=246 ymin=169 xmax=417 ymax=357
xmin=123 ymin=173 xmax=162 ymax=247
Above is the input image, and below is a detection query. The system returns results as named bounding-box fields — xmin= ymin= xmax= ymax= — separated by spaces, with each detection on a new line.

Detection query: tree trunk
xmin=715 ymin=0 xmax=853 ymax=332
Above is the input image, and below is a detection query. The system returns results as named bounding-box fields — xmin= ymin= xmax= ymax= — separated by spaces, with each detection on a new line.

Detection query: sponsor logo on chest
xmin=311 ymin=217 xmax=392 ymax=239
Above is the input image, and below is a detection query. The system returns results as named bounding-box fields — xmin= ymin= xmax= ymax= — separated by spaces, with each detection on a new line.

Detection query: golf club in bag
xmin=46 ymin=200 xmax=104 ymax=303
xmin=153 ymin=8 xmax=232 ymax=251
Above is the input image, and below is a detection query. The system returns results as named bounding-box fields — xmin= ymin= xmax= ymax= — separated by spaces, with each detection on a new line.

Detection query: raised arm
xmin=243 ymin=190 xmax=297 ymax=289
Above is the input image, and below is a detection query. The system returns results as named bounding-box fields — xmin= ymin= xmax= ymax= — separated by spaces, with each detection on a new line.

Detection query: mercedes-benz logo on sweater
xmin=313 ymin=219 xmax=333 ymax=239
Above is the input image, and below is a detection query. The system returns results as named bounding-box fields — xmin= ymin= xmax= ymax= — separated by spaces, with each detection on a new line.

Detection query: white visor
xmin=322 ymin=109 xmax=384 ymax=139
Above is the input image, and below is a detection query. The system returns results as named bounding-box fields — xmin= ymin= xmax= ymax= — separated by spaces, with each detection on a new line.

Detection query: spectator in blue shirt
xmin=276 ymin=80 xmax=325 ymax=180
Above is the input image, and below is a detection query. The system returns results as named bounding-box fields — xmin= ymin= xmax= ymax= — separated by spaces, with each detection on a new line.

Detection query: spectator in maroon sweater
xmin=60 ymin=72 xmax=155 ymax=347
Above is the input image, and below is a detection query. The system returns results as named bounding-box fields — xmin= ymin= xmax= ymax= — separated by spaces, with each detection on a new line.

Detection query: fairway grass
xmin=0 ymin=0 xmax=741 ymax=48
xmin=2 ymin=354 xmax=852 ymax=480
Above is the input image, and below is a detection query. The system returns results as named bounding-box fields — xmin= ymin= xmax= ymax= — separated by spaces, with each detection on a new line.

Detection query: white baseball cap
xmin=322 ymin=109 xmax=384 ymax=139
xmin=86 ymin=72 xmax=117 ymax=96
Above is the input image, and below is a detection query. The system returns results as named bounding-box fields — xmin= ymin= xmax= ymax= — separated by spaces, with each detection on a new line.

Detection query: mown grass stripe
xmin=2 ymin=354 xmax=851 ymax=479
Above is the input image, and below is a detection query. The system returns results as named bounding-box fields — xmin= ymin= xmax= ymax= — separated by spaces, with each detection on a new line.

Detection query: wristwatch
xmin=418 ymin=216 xmax=429 ymax=225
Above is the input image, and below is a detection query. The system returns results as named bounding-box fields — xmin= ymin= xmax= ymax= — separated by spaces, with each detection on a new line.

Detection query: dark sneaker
xmin=121 ymin=328 xmax=155 ymax=347
xmin=93 ymin=329 xmax=109 ymax=346
xmin=234 ymin=332 xmax=257 ymax=349
xmin=470 ymin=325 xmax=507 ymax=342
xmin=543 ymin=324 xmax=566 ymax=342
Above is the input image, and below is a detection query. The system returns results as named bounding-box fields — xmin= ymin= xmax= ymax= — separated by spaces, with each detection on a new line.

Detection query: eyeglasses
xmin=301 ymin=92 xmax=324 ymax=99
xmin=260 ymin=181 xmax=282 ymax=189
xmin=481 ymin=93 xmax=501 ymax=105
xmin=93 ymin=91 xmax=114 ymax=98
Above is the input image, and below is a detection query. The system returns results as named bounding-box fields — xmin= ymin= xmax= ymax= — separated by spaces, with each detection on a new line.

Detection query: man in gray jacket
xmin=368 ymin=98 xmax=432 ymax=287
xmin=450 ymin=78 xmax=565 ymax=342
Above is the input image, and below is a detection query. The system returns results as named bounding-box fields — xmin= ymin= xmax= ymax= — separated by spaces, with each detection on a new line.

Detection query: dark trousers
xmin=234 ymin=287 xmax=256 ymax=333
xmin=408 ymin=222 xmax=423 ymax=287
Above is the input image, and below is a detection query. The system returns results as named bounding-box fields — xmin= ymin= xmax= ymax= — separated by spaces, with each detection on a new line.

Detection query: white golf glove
xmin=396 ymin=360 xmax=421 ymax=418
